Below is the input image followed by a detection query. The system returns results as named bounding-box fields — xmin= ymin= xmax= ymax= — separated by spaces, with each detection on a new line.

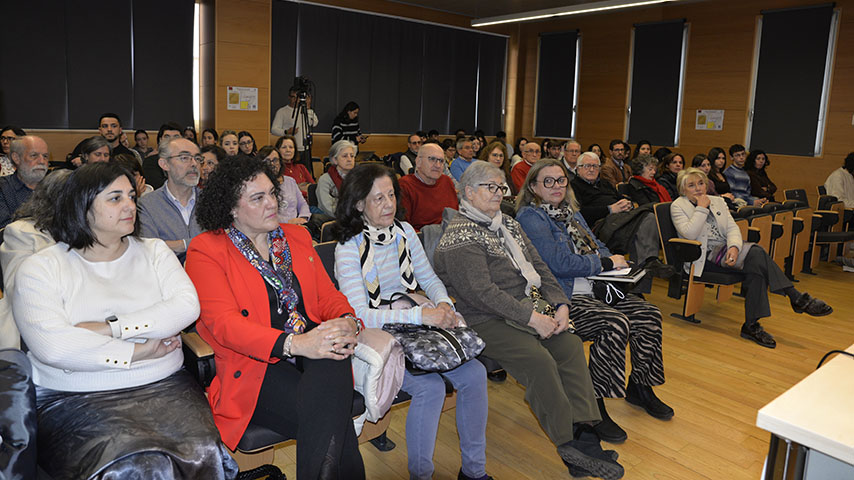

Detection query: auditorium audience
xmin=237 ymin=131 xmax=257 ymax=156
xmin=258 ymin=145 xmax=310 ymax=225
xmin=824 ymin=152 xmax=854 ymax=208
xmin=479 ymin=140 xmax=513 ymax=194
xmin=724 ymin=144 xmax=766 ymax=206
xmin=600 ymin=140 xmax=632 ymax=188
xmin=331 ymin=101 xmax=366 ymax=144
xmin=334 ymin=163 xmax=490 ymax=480
xmin=400 ymin=142 xmax=459 ymax=231
xmin=186 ymin=157 xmax=365 ymax=479
xmin=450 ymin=137 xmax=477 ymax=181
xmin=632 ymin=140 xmax=652 ymax=159
xmin=400 ymin=133 xmax=422 ymax=175
xmin=441 ymin=138 xmax=457 ymax=167
xmin=142 ymin=123 xmax=183 ymax=190
xmin=133 ymin=129 xmax=153 ymax=158
xmin=12 ymin=162 xmax=237 ymax=479
xmin=655 ymin=152 xmax=684 ymax=200
xmin=201 ymin=127 xmax=219 ymax=147
xmin=200 ymin=145 xmax=226 ymax=188
xmin=516 ymin=159 xmax=672 ymax=444
xmin=0 ymin=136 xmax=49 ymax=229
xmin=0 ymin=126 xmax=25 ymax=176
xmin=511 ymin=137 xmax=528 ymax=167
xmin=745 ymin=149 xmax=777 ymax=202
xmin=220 ymin=130 xmax=239 ymax=156
xmin=587 ymin=143 xmax=604 ymax=162
xmin=183 ymin=126 xmax=198 ymax=143
xmin=137 ymin=137 xmax=202 ymax=263
xmin=691 ymin=154 xmax=718 ymax=195
xmin=544 ymin=139 xmax=562 ymax=160
xmin=317 ymin=140 xmax=357 ymax=216
xmin=706 ymin=146 xmax=739 ymax=205
xmin=277 ymin=134 xmax=315 ymax=198
xmin=78 ymin=136 xmax=112 ymax=165
xmin=511 ymin=141 xmax=541 ymax=191
xmin=0 ymin=169 xmax=70 ymax=350
xmin=433 ymin=161 xmax=625 ymax=480
xmin=671 ymin=168 xmax=832 ymax=348
xmin=570 ymin=152 xmax=671 ymax=293
xmin=563 ymin=140 xmax=582 ymax=179
xmin=626 ymin=154 xmax=671 ymax=205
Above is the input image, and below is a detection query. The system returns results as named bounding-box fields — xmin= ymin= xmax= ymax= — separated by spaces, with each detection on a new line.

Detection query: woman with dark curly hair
xmin=333 ymin=163 xmax=490 ymax=480
xmin=745 ymin=149 xmax=777 ymax=202
xmin=185 ymin=156 xmax=365 ymax=479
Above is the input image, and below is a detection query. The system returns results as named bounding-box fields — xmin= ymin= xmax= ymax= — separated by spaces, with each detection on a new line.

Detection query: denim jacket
xmin=516 ymin=205 xmax=612 ymax=298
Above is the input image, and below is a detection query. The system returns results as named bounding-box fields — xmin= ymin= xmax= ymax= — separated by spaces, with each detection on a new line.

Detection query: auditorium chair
xmin=653 ymin=202 xmax=747 ymax=324
xmin=785 ymin=189 xmax=854 ymax=272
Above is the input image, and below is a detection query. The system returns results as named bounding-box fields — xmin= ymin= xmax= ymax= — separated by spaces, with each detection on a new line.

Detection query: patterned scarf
xmin=459 ymin=199 xmax=541 ymax=295
xmin=359 ymin=219 xmax=417 ymax=308
xmin=539 ymin=202 xmax=599 ymax=256
xmin=226 ymin=225 xmax=306 ymax=334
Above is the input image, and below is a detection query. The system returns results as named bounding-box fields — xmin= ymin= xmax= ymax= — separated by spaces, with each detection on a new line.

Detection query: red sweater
xmin=399 ymin=174 xmax=459 ymax=231
xmin=511 ymin=161 xmax=532 ymax=191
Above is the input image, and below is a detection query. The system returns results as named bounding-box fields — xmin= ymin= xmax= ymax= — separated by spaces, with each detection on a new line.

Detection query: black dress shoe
xmin=643 ymin=257 xmax=676 ymax=279
xmin=458 ymin=469 xmax=493 ymax=480
xmin=558 ymin=430 xmax=625 ymax=480
xmin=625 ymin=379 xmax=674 ymax=420
xmin=594 ymin=398 xmax=627 ymax=443
xmin=790 ymin=292 xmax=833 ymax=316
xmin=740 ymin=322 xmax=776 ymax=349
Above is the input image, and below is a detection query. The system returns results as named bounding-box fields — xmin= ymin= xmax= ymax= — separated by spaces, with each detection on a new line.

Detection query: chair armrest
xmin=747 ymin=227 xmax=761 ymax=243
xmin=182 ymin=331 xmax=214 ymax=358
xmin=791 ymin=218 xmax=804 ymax=235
xmin=181 ymin=332 xmax=216 ymax=388
xmin=770 ymin=221 xmax=784 ymax=240
xmin=813 ymin=211 xmax=839 ymax=229
xmin=668 ymin=238 xmax=701 ymax=262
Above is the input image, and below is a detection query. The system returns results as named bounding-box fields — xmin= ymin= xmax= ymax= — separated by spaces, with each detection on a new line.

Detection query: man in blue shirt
xmin=449 ymin=138 xmax=475 ymax=181
xmin=0 ymin=136 xmax=49 ymax=228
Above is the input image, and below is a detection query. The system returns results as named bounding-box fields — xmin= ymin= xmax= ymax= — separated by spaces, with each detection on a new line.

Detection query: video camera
xmin=292 ymin=75 xmax=315 ymax=101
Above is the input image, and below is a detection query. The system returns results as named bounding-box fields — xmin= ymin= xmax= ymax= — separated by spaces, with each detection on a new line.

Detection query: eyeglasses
xmin=478 ymin=183 xmax=509 ymax=195
xmin=535 ymin=176 xmax=568 ymax=188
xmin=578 ymin=163 xmax=600 ymax=170
xmin=169 ymin=153 xmax=204 ymax=164
xmin=238 ymin=140 xmax=254 ymax=147
xmin=423 ymin=156 xmax=444 ymax=164
xmin=0 ymin=136 xmax=15 ymax=143
xmin=524 ymin=149 xmax=542 ymax=155
xmin=611 ymin=147 xmax=626 ymax=152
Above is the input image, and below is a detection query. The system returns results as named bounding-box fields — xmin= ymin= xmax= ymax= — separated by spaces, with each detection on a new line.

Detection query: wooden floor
xmin=271 ymin=261 xmax=854 ymax=479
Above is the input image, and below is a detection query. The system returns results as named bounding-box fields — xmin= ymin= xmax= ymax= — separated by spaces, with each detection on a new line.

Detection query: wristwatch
xmin=106 ymin=315 xmax=121 ymax=338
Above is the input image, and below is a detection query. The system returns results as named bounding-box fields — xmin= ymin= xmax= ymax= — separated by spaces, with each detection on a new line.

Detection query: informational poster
xmin=695 ymin=109 xmax=724 ymax=130
xmin=227 ymin=86 xmax=258 ymax=111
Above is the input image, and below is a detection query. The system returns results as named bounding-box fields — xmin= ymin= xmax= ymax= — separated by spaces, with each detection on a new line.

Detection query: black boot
xmin=625 ymin=378 xmax=674 ymax=420
xmin=593 ymin=398 xmax=627 ymax=443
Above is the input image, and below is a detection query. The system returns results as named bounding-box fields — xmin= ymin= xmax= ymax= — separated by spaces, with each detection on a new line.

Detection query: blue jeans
xmin=400 ymin=359 xmax=488 ymax=480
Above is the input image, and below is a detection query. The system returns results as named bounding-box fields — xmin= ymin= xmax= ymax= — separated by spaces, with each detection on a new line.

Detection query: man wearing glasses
xmin=600 ymin=139 xmax=632 ymax=188
xmin=400 ymin=142 xmax=459 ymax=231
xmin=571 ymin=152 xmax=673 ymax=291
xmin=0 ymin=126 xmax=26 ymax=177
xmin=138 ymin=137 xmax=203 ymax=263
xmin=511 ymin=143 xmax=542 ymax=191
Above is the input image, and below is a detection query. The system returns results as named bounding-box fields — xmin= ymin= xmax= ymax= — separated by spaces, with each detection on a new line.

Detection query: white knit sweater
xmin=12 ymin=237 xmax=200 ymax=392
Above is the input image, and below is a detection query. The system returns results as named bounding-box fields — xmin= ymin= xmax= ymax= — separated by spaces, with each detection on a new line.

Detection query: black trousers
xmin=703 ymin=244 xmax=792 ymax=324
xmin=249 ymin=356 xmax=365 ymax=480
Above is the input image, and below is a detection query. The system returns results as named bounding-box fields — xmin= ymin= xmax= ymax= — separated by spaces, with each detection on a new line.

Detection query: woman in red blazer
xmin=186 ymin=155 xmax=365 ymax=480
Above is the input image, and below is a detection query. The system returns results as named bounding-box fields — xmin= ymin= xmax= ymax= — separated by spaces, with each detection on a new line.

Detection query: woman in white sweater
xmin=12 ymin=163 xmax=236 ymax=479
xmin=671 ymin=168 xmax=832 ymax=349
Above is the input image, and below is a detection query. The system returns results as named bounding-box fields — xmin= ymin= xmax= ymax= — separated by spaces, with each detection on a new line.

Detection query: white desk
xmin=757 ymin=344 xmax=854 ymax=477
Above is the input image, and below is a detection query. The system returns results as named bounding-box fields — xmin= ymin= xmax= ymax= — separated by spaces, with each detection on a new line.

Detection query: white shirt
xmin=270 ymin=104 xmax=319 ymax=151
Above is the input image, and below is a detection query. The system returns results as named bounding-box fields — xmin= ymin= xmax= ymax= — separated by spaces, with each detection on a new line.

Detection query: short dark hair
xmin=441 ymin=138 xmax=455 ymax=151
xmin=495 ymin=131 xmax=507 ymax=139
xmin=333 ymin=163 xmax=400 ymax=243
xmin=1 ymin=125 xmax=26 ymax=136
xmin=200 ymin=145 xmax=227 ymax=163
xmin=157 ymin=122 xmax=183 ymax=142
xmin=653 ymin=147 xmax=672 ymax=161
xmin=609 ymin=139 xmax=623 ymax=150
xmin=99 ymin=113 xmax=122 ymax=126
xmin=196 ymin=155 xmax=279 ymax=231
xmin=844 ymin=152 xmax=854 ymax=172
xmin=50 ymin=163 xmax=139 ymax=249
xmin=113 ymin=153 xmax=143 ymax=175
xmin=428 ymin=129 xmax=439 ymax=137
xmin=729 ymin=144 xmax=746 ymax=156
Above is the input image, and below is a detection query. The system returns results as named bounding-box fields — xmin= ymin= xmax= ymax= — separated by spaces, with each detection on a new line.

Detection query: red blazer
xmin=185 ymin=224 xmax=354 ymax=450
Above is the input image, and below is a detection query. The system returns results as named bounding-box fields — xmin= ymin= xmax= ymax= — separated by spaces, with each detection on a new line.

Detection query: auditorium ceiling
xmin=388 ymin=0 xmax=607 ymax=19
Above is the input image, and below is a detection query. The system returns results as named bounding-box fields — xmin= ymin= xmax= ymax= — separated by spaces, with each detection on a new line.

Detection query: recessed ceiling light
xmin=472 ymin=0 xmax=679 ymax=27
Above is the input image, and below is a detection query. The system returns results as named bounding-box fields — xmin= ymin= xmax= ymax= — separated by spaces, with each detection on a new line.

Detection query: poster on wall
xmin=227 ymin=86 xmax=258 ymax=111
xmin=695 ymin=109 xmax=724 ymax=130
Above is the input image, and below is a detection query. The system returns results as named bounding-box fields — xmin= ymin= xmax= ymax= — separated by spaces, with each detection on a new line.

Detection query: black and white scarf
xmin=539 ymin=202 xmax=599 ymax=256
xmin=359 ymin=219 xmax=417 ymax=308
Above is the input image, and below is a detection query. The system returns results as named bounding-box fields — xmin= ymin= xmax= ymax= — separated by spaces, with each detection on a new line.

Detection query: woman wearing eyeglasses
xmin=516 ymin=159 xmax=671 ymax=446
xmin=237 ymin=131 xmax=257 ymax=156
xmin=433 ymin=161 xmax=625 ymax=480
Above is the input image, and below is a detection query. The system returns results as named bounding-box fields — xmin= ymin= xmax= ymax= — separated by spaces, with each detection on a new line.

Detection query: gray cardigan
xmin=137 ymin=185 xmax=203 ymax=263
xmin=433 ymin=212 xmax=570 ymax=328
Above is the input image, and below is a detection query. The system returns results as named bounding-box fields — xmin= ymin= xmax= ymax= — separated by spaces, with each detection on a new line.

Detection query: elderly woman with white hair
xmin=433 ymin=161 xmax=624 ymax=480
xmin=671 ymin=168 xmax=832 ymax=349
xmin=317 ymin=139 xmax=357 ymax=216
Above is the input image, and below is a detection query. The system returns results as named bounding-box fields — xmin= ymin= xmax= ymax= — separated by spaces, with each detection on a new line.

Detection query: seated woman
xmin=511 ymin=137 xmax=527 ymax=167
xmin=185 ymin=157 xmax=365 ymax=479
xmin=220 ymin=130 xmax=240 ymax=156
xmin=433 ymin=161 xmax=624 ymax=480
xmin=333 ymin=163 xmax=491 ymax=480
xmin=200 ymin=144 xmax=227 ymax=188
xmin=479 ymin=140 xmax=514 ymax=195
xmin=516 ymin=159 xmax=672 ymax=445
xmin=745 ymin=149 xmax=777 ymax=203
xmin=257 ymin=145 xmax=311 ymax=226
xmin=706 ymin=147 xmax=741 ymax=208
xmin=655 ymin=152 xmax=684 ymax=200
xmin=317 ymin=140 xmax=357 ymax=217
xmin=276 ymin=134 xmax=315 ymax=198
xmin=625 ymin=154 xmax=671 ymax=206
xmin=691 ymin=154 xmax=717 ymax=195
xmin=0 ymin=169 xmax=70 ymax=350
xmin=201 ymin=127 xmax=219 ymax=147
xmin=631 ymin=140 xmax=651 ymax=160
xmin=237 ymin=130 xmax=257 ymax=156
xmin=12 ymin=163 xmax=237 ymax=479
xmin=671 ymin=168 xmax=832 ymax=348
